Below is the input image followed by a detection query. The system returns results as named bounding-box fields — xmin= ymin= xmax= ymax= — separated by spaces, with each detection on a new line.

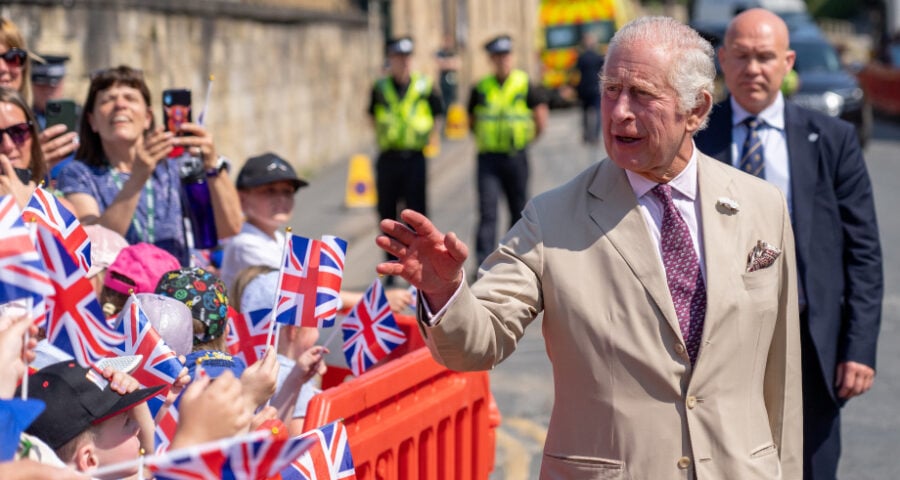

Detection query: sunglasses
xmin=0 ymin=122 xmax=33 ymax=147
xmin=0 ymin=48 xmax=27 ymax=68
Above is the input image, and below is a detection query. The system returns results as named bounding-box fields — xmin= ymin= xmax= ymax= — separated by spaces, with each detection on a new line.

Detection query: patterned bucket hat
xmin=154 ymin=267 xmax=229 ymax=344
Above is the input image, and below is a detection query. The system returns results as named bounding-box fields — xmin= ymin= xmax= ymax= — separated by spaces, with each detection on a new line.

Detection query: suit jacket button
xmin=675 ymin=343 xmax=686 ymax=355
xmin=686 ymin=396 xmax=697 ymax=409
xmin=677 ymin=456 xmax=691 ymax=469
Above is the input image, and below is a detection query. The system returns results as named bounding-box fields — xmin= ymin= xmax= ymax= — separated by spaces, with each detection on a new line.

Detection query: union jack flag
xmin=341 ymin=279 xmax=406 ymax=377
xmin=275 ymin=235 xmax=320 ymax=328
xmin=314 ymin=236 xmax=347 ymax=328
xmin=154 ymin=400 xmax=180 ymax=454
xmin=226 ymin=306 xmax=243 ymax=358
xmin=35 ymin=226 xmax=124 ymax=368
xmin=224 ymin=429 xmax=317 ymax=480
xmin=0 ymin=195 xmax=52 ymax=318
xmin=280 ymin=421 xmax=356 ymax=480
xmin=150 ymin=436 xmax=228 ymax=480
xmin=113 ymin=296 xmax=184 ymax=388
xmin=22 ymin=186 xmax=91 ymax=273
xmin=229 ymin=307 xmax=275 ymax=365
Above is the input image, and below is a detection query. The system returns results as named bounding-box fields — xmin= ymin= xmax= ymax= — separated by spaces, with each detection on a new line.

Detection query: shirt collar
xmin=730 ymin=92 xmax=785 ymax=131
xmin=625 ymin=143 xmax=699 ymax=201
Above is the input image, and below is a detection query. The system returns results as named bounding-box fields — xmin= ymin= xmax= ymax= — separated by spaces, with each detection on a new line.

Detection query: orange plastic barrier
xmin=304 ymin=347 xmax=501 ymax=480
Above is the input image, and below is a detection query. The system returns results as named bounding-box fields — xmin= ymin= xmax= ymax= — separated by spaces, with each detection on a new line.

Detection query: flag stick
xmin=21 ymin=297 xmax=33 ymax=400
xmin=265 ymin=228 xmax=292 ymax=347
xmin=197 ymin=74 xmax=214 ymax=127
xmin=320 ymin=324 xmax=343 ymax=350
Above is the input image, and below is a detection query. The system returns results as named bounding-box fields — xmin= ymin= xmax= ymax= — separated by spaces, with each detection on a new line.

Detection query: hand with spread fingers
xmin=375 ymin=209 xmax=468 ymax=310
xmin=133 ymin=127 xmax=174 ymax=178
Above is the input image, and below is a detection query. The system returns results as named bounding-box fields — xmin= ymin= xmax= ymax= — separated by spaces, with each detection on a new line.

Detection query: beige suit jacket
xmin=420 ymin=153 xmax=802 ymax=479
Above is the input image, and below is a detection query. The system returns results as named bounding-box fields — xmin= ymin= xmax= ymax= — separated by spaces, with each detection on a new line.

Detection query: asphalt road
xmin=292 ymin=108 xmax=900 ymax=479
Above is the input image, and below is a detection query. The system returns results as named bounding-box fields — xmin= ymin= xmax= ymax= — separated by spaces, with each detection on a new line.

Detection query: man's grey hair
xmin=605 ymin=16 xmax=716 ymax=129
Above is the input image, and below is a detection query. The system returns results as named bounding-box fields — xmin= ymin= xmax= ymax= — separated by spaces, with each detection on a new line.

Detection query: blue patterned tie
xmin=651 ymin=184 xmax=707 ymax=365
xmin=739 ymin=117 xmax=766 ymax=179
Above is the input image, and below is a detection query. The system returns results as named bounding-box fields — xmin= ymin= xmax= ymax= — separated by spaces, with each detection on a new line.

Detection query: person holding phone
xmin=31 ymin=53 xmax=81 ymax=186
xmin=0 ymin=21 xmax=78 ymax=177
xmin=0 ymin=87 xmax=46 ymax=208
xmin=56 ymin=65 xmax=242 ymax=265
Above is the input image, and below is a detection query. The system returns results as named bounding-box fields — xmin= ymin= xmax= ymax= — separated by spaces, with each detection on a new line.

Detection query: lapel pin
xmin=808 ymin=133 xmax=819 ymax=142
xmin=716 ymin=197 xmax=740 ymax=214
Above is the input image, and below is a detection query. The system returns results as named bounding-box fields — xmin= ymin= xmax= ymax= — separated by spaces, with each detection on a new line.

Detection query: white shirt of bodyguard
xmin=424 ymin=146 xmax=707 ymax=323
xmin=729 ymin=93 xmax=792 ymax=209
xmin=219 ymin=222 xmax=285 ymax=289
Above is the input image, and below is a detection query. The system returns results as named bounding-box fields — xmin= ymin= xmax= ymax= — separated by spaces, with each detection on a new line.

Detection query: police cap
xmin=31 ymin=54 xmax=70 ymax=86
xmin=386 ymin=36 xmax=414 ymax=56
xmin=484 ymin=35 xmax=513 ymax=54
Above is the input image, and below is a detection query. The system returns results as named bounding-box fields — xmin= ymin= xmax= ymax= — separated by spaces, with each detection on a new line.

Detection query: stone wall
xmin=2 ymin=0 xmax=546 ymax=174
xmin=2 ymin=1 xmax=377 ymax=175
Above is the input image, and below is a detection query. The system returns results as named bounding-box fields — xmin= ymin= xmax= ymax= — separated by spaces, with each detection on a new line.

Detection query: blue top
xmin=57 ymin=158 xmax=189 ymax=265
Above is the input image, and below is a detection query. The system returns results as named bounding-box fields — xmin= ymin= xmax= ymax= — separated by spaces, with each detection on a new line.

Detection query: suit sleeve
xmin=416 ymin=201 xmax=545 ymax=371
xmin=765 ymin=192 xmax=803 ymax=478
xmin=832 ymin=125 xmax=883 ymax=369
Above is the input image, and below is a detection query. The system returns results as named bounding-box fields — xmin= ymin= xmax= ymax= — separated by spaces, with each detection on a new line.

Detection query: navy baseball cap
xmin=18 ymin=361 xmax=164 ymax=450
xmin=485 ymin=35 xmax=513 ymax=54
xmin=386 ymin=36 xmax=414 ymax=55
xmin=236 ymin=152 xmax=308 ymax=191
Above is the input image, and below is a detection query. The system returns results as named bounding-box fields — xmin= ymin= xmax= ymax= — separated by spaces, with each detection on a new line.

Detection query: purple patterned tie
xmin=651 ymin=184 xmax=706 ymax=365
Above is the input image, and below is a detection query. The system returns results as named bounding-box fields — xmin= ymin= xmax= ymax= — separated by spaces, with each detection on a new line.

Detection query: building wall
xmin=3 ymin=1 xmax=377 ymax=174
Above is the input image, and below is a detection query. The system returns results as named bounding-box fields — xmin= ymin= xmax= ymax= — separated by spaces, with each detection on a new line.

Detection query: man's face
xmin=601 ymin=41 xmax=706 ymax=182
xmin=489 ymin=52 xmax=513 ymax=77
xmin=388 ymin=53 xmax=412 ymax=80
xmin=718 ymin=18 xmax=795 ymax=114
xmin=32 ymin=79 xmax=64 ymax=111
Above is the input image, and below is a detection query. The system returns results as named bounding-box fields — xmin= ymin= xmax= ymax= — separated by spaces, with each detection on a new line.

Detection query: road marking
xmin=495 ymin=427 xmax=532 ymax=480
xmin=504 ymin=417 xmax=548 ymax=444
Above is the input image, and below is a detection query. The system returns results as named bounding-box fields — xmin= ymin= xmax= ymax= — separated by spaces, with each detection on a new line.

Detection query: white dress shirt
xmin=730 ymin=93 xmax=792 ymax=211
xmin=625 ymin=145 xmax=706 ymax=280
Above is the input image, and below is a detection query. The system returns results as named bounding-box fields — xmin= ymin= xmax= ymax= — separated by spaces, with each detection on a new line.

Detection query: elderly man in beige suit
xmin=377 ymin=16 xmax=802 ymax=479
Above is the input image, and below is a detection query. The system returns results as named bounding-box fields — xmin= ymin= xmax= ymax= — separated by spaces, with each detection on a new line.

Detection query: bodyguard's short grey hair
xmin=605 ymin=16 xmax=716 ymax=129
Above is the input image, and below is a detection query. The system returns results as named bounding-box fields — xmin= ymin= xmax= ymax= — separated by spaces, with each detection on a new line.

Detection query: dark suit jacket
xmin=695 ymin=98 xmax=883 ymax=404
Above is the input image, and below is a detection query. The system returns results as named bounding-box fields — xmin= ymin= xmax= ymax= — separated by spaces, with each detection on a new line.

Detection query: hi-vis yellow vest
xmin=473 ymin=69 xmax=535 ymax=153
xmin=374 ymin=73 xmax=435 ymax=151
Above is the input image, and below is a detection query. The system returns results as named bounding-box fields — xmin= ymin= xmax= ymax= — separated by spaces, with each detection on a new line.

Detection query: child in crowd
xmin=154 ymin=266 xmax=279 ymax=424
xmin=219 ymin=151 xmax=413 ymax=311
xmin=18 ymin=361 xmax=163 ymax=479
xmin=99 ymin=242 xmax=180 ymax=317
xmin=231 ymin=266 xmax=328 ymax=436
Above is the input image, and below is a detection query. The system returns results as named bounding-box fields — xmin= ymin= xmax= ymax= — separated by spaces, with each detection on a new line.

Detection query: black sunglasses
xmin=0 ymin=48 xmax=27 ymax=68
xmin=0 ymin=122 xmax=33 ymax=147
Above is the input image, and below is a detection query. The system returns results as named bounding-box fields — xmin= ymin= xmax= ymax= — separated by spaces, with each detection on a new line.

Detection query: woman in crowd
xmin=57 ymin=66 xmax=241 ymax=265
xmin=0 ymin=18 xmax=78 ymax=176
xmin=0 ymin=87 xmax=46 ymax=208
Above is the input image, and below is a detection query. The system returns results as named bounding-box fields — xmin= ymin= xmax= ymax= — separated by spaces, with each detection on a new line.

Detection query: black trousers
xmin=475 ymin=151 xmax=529 ymax=266
xmin=580 ymin=96 xmax=601 ymax=144
xmin=376 ymin=150 xmax=427 ymax=264
xmin=801 ymin=311 xmax=843 ymax=480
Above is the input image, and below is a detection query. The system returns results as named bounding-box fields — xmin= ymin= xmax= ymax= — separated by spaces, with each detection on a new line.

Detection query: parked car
xmin=790 ymin=32 xmax=873 ymax=147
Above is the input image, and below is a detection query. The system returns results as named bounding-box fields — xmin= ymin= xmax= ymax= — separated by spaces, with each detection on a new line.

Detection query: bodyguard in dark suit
xmin=695 ymin=9 xmax=883 ymax=479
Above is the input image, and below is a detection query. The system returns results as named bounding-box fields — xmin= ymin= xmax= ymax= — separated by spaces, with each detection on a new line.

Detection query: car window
xmin=792 ymin=42 xmax=842 ymax=74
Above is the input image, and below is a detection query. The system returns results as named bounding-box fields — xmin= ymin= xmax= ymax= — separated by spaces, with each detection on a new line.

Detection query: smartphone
xmin=1 ymin=166 xmax=32 ymax=184
xmin=45 ymin=98 xmax=78 ymax=132
xmin=162 ymin=88 xmax=192 ymax=134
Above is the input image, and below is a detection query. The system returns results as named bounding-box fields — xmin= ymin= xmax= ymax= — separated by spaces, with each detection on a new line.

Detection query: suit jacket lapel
xmin=784 ymin=102 xmax=817 ymax=268
xmin=587 ymin=160 xmax=682 ymax=339
xmin=696 ymin=154 xmax=741 ymax=351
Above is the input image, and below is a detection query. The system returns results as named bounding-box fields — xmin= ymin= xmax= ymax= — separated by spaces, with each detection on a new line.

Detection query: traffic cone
xmin=344 ymin=154 xmax=378 ymax=208
xmin=444 ymin=103 xmax=468 ymax=140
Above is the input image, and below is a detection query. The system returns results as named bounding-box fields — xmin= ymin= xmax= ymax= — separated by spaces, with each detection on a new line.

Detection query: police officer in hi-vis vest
xmin=468 ymin=34 xmax=548 ymax=266
xmin=368 ymin=36 xmax=444 ymax=272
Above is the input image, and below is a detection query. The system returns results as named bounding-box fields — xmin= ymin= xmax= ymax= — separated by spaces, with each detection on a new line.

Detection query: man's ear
xmin=73 ymin=441 xmax=99 ymax=473
xmin=686 ymin=91 xmax=713 ymax=133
